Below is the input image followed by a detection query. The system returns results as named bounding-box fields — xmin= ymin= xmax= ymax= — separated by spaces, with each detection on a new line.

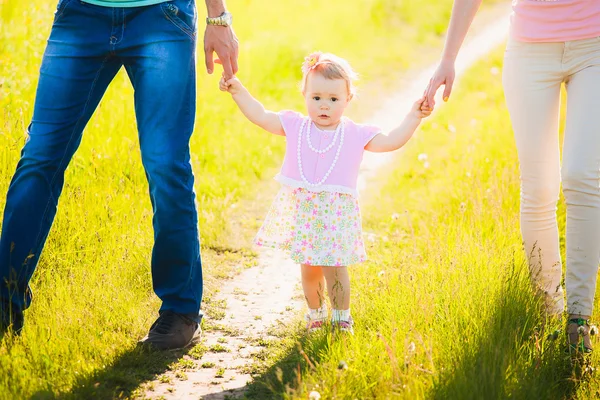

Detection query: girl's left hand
xmin=411 ymin=97 xmax=432 ymax=119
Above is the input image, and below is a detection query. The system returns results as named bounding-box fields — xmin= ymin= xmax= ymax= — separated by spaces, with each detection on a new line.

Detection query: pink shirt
xmin=276 ymin=111 xmax=381 ymax=196
xmin=511 ymin=0 xmax=600 ymax=42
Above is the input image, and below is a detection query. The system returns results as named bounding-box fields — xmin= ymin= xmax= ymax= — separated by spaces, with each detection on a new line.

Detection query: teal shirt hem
xmin=82 ymin=0 xmax=169 ymax=7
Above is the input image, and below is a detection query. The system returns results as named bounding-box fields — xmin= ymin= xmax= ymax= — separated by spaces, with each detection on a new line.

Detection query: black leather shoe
xmin=138 ymin=310 xmax=201 ymax=350
xmin=0 ymin=304 xmax=24 ymax=337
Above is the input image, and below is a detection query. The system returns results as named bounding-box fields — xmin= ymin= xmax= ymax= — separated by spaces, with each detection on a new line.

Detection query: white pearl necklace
xmin=306 ymin=120 xmax=342 ymax=154
xmin=297 ymin=117 xmax=345 ymax=187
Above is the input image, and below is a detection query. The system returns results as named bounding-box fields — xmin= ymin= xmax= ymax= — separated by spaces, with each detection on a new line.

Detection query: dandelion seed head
xmin=408 ymin=342 xmax=416 ymax=353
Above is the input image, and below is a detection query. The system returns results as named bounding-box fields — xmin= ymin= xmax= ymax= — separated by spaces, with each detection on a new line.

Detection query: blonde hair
xmin=300 ymin=52 xmax=358 ymax=96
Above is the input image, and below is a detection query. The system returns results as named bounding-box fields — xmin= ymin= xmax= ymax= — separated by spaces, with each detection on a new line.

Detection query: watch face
xmin=223 ymin=13 xmax=232 ymax=25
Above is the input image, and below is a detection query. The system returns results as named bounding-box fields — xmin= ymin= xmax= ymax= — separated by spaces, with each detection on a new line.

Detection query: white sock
xmin=309 ymin=305 xmax=327 ymax=321
xmin=332 ymin=309 xmax=351 ymax=322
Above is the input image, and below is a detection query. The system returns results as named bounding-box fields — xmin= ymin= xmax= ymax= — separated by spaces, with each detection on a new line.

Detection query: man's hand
xmin=204 ymin=25 xmax=239 ymax=79
xmin=423 ymin=60 xmax=455 ymax=111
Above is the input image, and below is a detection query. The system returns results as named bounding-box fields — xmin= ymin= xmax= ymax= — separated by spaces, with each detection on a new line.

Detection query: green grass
xmin=244 ymin=49 xmax=600 ymax=399
xmin=0 ymin=0 xmax=507 ymax=397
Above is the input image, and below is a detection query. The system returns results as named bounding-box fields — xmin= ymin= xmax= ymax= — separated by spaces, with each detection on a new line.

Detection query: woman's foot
xmin=567 ymin=317 xmax=597 ymax=354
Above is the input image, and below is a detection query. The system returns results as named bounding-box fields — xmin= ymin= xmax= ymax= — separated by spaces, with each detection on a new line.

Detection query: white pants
xmin=503 ymin=36 xmax=600 ymax=317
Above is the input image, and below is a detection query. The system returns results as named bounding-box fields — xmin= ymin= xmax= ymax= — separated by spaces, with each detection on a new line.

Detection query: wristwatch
xmin=206 ymin=11 xmax=232 ymax=27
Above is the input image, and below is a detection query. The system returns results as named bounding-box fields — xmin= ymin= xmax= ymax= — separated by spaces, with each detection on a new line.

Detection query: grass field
xmin=0 ymin=0 xmax=519 ymax=398
xmin=242 ymin=49 xmax=600 ymax=399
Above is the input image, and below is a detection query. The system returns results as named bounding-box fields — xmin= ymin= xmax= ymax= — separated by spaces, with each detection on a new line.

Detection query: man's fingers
xmin=232 ymin=41 xmax=240 ymax=75
xmin=219 ymin=55 xmax=234 ymax=80
xmin=230 ymin=54 xmax=239 ymax=76
xmin=205 ymin=46 xmax=214 ymax=74
xmin=212 ymin=53 xmax=236 ymax=77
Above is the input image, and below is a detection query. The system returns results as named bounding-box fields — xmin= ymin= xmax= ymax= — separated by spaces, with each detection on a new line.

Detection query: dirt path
xmin=143 ymin=5 xmax=511 ymax=399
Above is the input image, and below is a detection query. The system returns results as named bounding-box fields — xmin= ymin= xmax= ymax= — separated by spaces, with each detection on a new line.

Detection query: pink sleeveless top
xmin=276 ymin=111 xmax=381 ymax=197
xmin=511 ymin=0 xmax=600 ymax=42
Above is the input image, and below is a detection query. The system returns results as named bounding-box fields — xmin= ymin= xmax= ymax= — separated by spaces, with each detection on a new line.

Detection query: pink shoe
xmin=305 ymin=314 xmax=325 ymax=333
xmin=332 ymin=316 xmax=354 ymax=335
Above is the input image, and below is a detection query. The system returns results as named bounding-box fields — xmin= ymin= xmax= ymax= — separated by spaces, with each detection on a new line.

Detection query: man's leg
xmin=0 ymin=1 xmax=121 ymax=333
xmin=122 ymin=0 xmax=202 ymax=349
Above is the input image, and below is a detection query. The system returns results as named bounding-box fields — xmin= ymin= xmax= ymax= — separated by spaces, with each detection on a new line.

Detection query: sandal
xmin=567 ymin=318 xmax=597 ymax=353
xmin=305 ymin=314 xmax=325 ymax=333
xmin=332 ymin=316 xmax=354 ymax=335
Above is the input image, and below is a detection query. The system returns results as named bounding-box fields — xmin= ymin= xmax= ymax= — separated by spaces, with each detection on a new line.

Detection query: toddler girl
xmin=219 ymin=52 xmax=430 ymax=334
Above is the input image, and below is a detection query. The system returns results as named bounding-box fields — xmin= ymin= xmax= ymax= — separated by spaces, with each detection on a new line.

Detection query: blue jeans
xmin=0 ymin=0 xmax=203 ymax=322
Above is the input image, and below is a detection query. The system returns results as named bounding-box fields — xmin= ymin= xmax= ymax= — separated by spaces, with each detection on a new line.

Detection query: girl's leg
xmin=301 ymin=264 xmax=327 ymax=330
xmin=561 ymin=43 xmax=600 ymax=320
xmin=502 ymin=38 xmax=565 ymax=315
xmin=322 ymin=266 xmax=351 ymax=320
xmin=301 ymin=264 xmax=326 ymax=309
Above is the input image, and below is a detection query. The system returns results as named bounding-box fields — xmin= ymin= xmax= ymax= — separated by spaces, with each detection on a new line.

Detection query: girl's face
xmin=304 ymin=73 xmax=352 ymax=130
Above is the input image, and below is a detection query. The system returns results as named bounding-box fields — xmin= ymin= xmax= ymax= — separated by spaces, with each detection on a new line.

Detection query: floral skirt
xmin=255 ymin=186 xmax=367 ymax=266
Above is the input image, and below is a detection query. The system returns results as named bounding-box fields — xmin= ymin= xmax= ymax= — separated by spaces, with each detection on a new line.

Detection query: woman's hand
xmin=422 ymin=60 xmax=456 ymax=111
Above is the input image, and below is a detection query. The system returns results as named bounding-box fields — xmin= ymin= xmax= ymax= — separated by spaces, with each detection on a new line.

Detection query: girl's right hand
xmin=411 ymin=97 xmax=432 ymax=119
xmin=219 ymin=75 xmax=243 ymax=95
